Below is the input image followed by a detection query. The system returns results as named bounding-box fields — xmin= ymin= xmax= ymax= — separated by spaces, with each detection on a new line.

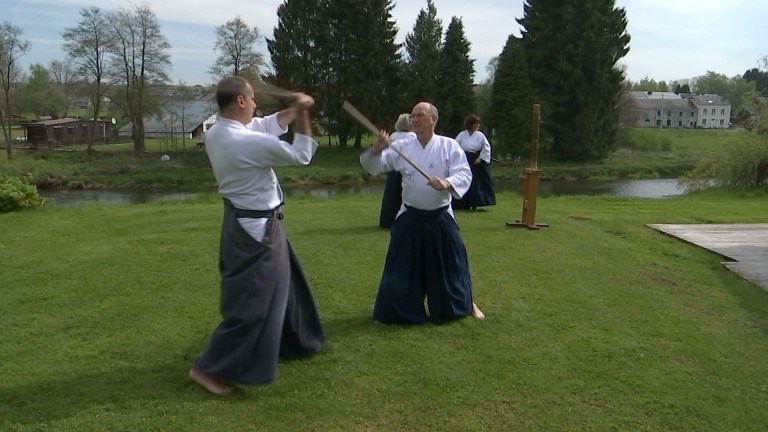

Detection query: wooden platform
xmin=648 ymin=224 xmax=768 ymax=291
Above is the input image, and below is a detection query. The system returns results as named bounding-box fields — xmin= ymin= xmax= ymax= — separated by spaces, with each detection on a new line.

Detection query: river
xmin=39 ymin=178 xmax=685 ymax=205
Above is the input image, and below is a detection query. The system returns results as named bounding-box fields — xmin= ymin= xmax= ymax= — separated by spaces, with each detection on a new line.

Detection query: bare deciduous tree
xmin=48 ymin=60 xmax=76 ymax=117
xmin=63 ymin=6 xmax=112 ymax=150
xmin=106 ymin=3 xmax=171 ymax=154
xmin=0 ymin=21 xmax=30 ymax=160
xmin=210 ymin=16 xmax=264 ymax=82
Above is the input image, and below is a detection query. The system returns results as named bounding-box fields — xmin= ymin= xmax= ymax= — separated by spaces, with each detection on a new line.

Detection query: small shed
xmin=22 ymin=118 xmax=116 ymax=146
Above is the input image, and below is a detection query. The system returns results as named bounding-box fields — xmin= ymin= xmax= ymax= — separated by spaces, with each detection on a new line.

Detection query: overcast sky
xmin=6 ymin=0 xmax=768 ymax=86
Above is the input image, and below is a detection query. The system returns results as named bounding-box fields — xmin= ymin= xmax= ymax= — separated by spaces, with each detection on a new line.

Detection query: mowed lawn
xmin=1 ymin=190 xmax=767 ymax=431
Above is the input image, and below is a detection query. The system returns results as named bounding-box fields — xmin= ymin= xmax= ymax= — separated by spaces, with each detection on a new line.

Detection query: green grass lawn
xmin=1 ymin=190 xmax=767 ymax=431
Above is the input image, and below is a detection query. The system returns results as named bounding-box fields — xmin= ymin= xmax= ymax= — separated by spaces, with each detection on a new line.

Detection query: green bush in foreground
xmin=0 ymin=175 xmax=44 ymax=212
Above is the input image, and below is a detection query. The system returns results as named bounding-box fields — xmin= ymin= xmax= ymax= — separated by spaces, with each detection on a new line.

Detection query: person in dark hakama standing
xmin=360 ymin=102 xmax=485 ymax=324
xmin=189 ymin=75 xmax=325 ymax=395
xmin=452 ymin=114 xmax=496 ymax=210
xmin=378 ymin=113 xmax=415 ymax=228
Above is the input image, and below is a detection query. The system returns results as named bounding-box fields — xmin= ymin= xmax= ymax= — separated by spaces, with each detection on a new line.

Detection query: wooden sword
xmin=341 ymin=100 xmax=431 ymax=180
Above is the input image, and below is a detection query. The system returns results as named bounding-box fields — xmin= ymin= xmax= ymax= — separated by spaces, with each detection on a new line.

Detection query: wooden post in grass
xmin=507 ymin=104 xmax=549 ymax=229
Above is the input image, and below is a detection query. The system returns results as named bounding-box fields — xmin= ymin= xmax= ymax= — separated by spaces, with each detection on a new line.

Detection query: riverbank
xmin=0 ymin=127 xmax=733 ymax=190
xmin=2 ymin=191 xmax=767 ymax=431
xmin=39 ymin=178 xmax=686 ymax=206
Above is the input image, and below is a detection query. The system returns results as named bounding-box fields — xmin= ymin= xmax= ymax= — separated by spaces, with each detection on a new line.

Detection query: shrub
xmin=681 ymin=133 xmax=768 ymax=192
xmin=0 ymin=175 xmax=45 ymax=213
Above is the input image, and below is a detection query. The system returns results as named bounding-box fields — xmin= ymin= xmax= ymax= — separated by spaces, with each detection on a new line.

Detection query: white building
xmin=627 ymin=91 xmax=731 ymax=129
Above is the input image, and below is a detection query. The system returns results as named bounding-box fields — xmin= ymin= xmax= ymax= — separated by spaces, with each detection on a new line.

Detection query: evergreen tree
xmin=518 ymin=0 xmax=630 ymax=161
xmin=473 ymin=57 xmax=498 ymax=138
xmin=436 ymin=17 xmax=475 ymax=137
xmin=403 ymin=0 xmax=442 ymax=106
xmin=743 ymin=68 xmax=768 ymax=96
xmin=489 ymin=35 xmax=534 ymax=157
xmin=266 ymin=0 xmax=324 ymax=93
xmin=266 ymin=0 xmax=325 ymax=140
xmin=321 ymin=0 xmax=401 ymax=147
xmin=268 ymin=0 xmax=401 ymax=148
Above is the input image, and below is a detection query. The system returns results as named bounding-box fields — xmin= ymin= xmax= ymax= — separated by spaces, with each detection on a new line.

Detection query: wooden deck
xmin=648 ymin=224 xmax=768 ymax=291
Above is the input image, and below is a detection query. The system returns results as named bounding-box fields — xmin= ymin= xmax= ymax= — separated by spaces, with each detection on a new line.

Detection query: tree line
xmin=2 ymin=0 xmax=766 ymax=162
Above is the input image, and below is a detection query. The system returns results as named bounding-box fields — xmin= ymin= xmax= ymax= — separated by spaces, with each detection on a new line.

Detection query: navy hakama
xmin=452 ymin=150 xmax=496 ymax=209
xmin=373 ymin=205 xmax=473 ymax=324
xmin=195 ymin=200 xmax=325 ymax=385
xmin=379 ymin=171 xmax=403 ymax=228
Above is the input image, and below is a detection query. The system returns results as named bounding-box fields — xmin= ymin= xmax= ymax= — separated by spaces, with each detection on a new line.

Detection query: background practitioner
xmin=379 ymin=113 xmax=415 ymax=228
xmin=452 ymin=114 xmax=496 ymax=210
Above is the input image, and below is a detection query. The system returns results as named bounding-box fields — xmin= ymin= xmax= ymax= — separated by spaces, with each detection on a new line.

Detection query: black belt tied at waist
xmin=404 ymin=204 xmax=449 ymax=221
xmin=224 ymin=198 xmax=284 ymax=220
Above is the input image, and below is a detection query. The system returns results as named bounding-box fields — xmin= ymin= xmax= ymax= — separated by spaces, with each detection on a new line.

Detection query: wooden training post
xmin=507 ymin=104 xmax=549 ymax=229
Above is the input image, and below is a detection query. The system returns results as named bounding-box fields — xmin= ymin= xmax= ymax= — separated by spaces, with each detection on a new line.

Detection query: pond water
xmin=40 ymin=178 xmax=685 ymax=205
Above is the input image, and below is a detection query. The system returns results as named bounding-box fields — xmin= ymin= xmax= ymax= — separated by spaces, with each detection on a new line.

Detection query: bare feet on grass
xmin=471 ymin=302 xmax=485 ymax=320
xmin=189 ymin=366 xmax=234 ymax=395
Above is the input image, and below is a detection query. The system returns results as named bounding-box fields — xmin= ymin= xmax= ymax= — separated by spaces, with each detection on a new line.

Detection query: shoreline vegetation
xmin=0 ymin=127 xmax=738 ymax=190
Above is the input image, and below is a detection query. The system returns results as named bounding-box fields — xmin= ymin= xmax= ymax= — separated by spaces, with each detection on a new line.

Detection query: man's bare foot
xmin=471 ymin=302 xmax=485 ymax=320
xmin=189 ymin=366 xmax=234 ymax=395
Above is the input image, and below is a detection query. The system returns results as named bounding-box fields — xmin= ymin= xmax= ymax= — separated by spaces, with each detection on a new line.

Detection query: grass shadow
xmin=0 ymin=359 xmax=203 ymax=427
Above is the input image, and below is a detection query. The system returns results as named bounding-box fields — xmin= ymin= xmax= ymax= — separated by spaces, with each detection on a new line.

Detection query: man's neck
xmin=416 ymin=131 xmax=433 ymax=147
xmin=221 ymin=111 xmax=249 ymax=126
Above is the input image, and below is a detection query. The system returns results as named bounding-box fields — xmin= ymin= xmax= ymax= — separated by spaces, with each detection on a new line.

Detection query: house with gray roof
xmin=118 ymin=98 xmax=217 ymax=141
xmin=627 ymin=91 xmax=731 ymax=129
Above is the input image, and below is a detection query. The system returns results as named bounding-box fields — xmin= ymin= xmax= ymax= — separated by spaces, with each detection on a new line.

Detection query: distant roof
xmin=629 ymin=91 xmax=682 ymax=100
xmin=119 ymin=99 xmax=217 ymax=134
xmin=632 ymin=99 xmax=691 ymax=109
xmin=25 ymin=118 xmax=108 ymax=127
xmin=691 ymin=94 xmax=730 ymax=106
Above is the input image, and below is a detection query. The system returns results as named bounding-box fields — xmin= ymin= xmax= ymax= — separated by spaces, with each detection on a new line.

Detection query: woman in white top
xmin=453 ymin=114 xmax=496 ymax=210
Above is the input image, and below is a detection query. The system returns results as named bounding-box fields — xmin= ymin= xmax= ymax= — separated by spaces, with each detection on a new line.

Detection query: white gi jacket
xmin=206 ymin=114 xmax=319 ymax=241
xmin=455 ymin=130 xmax=492 ymax=163
xmin=360 ymin=133 xmax=472 ymax=220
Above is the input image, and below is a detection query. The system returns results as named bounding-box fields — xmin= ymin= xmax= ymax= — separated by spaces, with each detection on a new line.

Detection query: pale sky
xmin=5 ymin=0 xmax=768 ymax=86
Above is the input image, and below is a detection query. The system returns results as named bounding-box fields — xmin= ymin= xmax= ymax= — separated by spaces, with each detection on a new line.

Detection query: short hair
xmin=393 ymin=113 xmax=411 ymax=132
xmin=464 ymin=114 xmax=480 ymax=130
xmin=429 ymin=103 xmax=439 ymax=120
xmin=216 ymin=75 xmax=249 ymax=111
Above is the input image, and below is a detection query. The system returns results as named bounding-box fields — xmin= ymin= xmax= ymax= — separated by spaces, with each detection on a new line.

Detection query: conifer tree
xmin=436 ymin=17 xmax=475 ymax=137
xmin=267 ymin=0 xmax=324 ymax=92
xmin=269 ymin=0 xmax=401 ymax=147
xmin=518 ymin=0 xmax=630 ymax=161
xmin=403 ymin=0 xmax=442 ymax=106
xmin=489 ymin=35 xmax=533 ymax=157
xmin=321 ymin=0 xmax=402 ymax=147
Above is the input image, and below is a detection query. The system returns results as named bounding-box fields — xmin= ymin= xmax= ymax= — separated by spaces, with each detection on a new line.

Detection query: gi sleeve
xmin=445 ymin=141 xmax=472 ymax=199
xmin=246 ymin=112 xmax=288 ymax=136
xmin=479 ymin=132 xmax=491 ymax=163
xmin=359 ymin=147 xmax=399 ymax=175
xmin=242 ymin=132 xmax=319 ymax=168
xmin=455 ymin=131 xmax=468 ymax=150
